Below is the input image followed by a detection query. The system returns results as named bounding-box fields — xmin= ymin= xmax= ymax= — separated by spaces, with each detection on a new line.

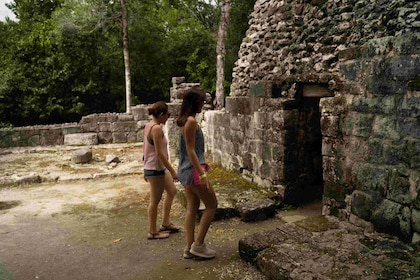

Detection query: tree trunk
xmin=121 ymin=0 xmax=131 ymax=113
xmin=215 ymin=0 xmax=231 ymax=109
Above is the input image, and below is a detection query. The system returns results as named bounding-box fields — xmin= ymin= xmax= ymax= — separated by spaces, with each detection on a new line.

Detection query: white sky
xmin=0 ymin=0 xmax=16 ymax=22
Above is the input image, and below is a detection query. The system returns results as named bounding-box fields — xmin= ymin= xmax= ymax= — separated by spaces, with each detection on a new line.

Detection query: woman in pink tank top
xmin=143 ymin=101 xmax=180 ymax=240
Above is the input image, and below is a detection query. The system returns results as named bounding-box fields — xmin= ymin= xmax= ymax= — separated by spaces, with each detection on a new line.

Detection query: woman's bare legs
xmin=191 ymin=184 xmax=217 ymax=245
xmin=161 ymin=172 xmax=177 ymax=227
xmin=147 ymin=176 xmax=165 ymax=234
xmin=185 ymin=187 xmax=200 ymax=248
xmin=185 ymin=183 xmax=217 ymax=248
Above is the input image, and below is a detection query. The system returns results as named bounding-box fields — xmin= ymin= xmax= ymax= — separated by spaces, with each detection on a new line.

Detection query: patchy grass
xmin=0 ymin=200 xmax=21 ymax=211
xmin=294 ymin=215 xmax=330 ymax=232
xmin=61 ymin=203 xmax=104 ymax=215
xmin=210 ymin=163 xmax=260 ymax=190
xmin=209 ymin=163 xmax=276 ymax=205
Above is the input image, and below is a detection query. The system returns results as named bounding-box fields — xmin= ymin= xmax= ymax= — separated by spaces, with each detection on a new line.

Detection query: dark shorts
xmin=144 ymin=169 xmax=165 ymax=178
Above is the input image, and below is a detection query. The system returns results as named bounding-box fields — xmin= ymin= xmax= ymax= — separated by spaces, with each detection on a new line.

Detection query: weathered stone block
xmin=79 ymin=115 xmax=96 ymax=124
xmin=256 ymin=246 xmax=296 ymax=280
xmin=342 ymin=112 xmax=374 ymax=138
xmin=127 ymin=131 xmax=137 ymax=143
xmin=372 ymin=115 xmax=402 ymax=141
xmin=238 ymin=198 xmax=276 ymax=222
xmin=402 ymin=139 xmax=420 ymax=169
xmin=230 ymin=114 xmax=245 ymax=130
xmin=117 ymin=114 xmax=134 ymax=121
xmin=413 ymin=209 xmax=420 ymax=234
xmin=72 ymin=147 xmax=92 ymax=164
xmin=351 ymin=190 xmax=378 ymax=221
xmin=225 ymin=96 xmax=251 ymax=115
xmin=322 ymin=137 xmax=335 ymax=157
xmin=131 ymin=105 xmax=149 ymax=121
xmin=112 ymin=121 xmax=136 ymax=133
xmin=98 ymin=122 xmax=111 ymax=132
xmin=249 ymin=82 xmax=267 ymax=97
xmin=238 ymin=229 xmax=288 ymax=264
xmin=321 ymin=115 xmax=340 ymax=137
xmin=371 ymin=199 xmax=412 ymax=243
xmin=270 ymin=110 xmax=285 ymax=130
xmin=239 ymin=224 xmax=312 ymax=264
xmin=324 ymin=181 xmax=346 ymax=202
xmin=81 ymin=114 xmax=118 ymax=123
xmin=62 ymin=125 xmax=80 ymax=135
xmin=352 ymin=163 xmax=389 ymax=194
xmin=395 ymin=33 xmax=420 ymax=55
xmin=388 ymin=167 xmax=412 ymax=205
xmin=340 ymin=60 xmax=362 ymax=80
xmin=367 ymin=56 xmax=420 ymax=95
xmin=40 ymin=128 xmax=63 ymax=146
xmin=112 ymin=132 xmax=127 ymax=143
xmin=368 ymin=138 xmax=400 ymax=165
xmin=97 ymin=132 xmax=113 ymax=144
xmin=399 ymin=96 xmax=420 ymax=118
xmin=338 ymin=46 xmax=363 ymax=61
xmin=64 ymin=133 xmax=98 ymax=146
xmin=400 ymin=117 xmax=420 ymax=139
xmin=80 ymin=123 xmax=98 ymax=132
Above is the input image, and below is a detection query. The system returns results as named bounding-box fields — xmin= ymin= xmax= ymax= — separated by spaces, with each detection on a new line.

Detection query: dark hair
xmin=147 ymin=101 xmax=168 ymax=118
xmin=176 ymin=88 xmax=206 ymax=127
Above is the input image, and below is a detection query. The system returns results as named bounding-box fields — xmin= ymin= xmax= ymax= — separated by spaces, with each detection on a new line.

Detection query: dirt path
xmin=3 ymin=144 xmax=417 ymax=280
xmin=0 ymin=174 xmax=295 ymax=280
xmin=0 ymin=144 xmax=284 ymax=280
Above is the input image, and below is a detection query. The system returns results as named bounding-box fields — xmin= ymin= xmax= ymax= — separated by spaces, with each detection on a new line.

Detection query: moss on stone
xmin=295 ymin=215 xmax=330 ymax=232
xmin=323 ymin=181 xmax=346 ymax=202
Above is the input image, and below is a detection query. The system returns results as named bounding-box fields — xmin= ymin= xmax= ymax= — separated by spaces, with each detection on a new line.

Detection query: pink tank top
xmin=143 ymin=123 xmax=169 ymax=171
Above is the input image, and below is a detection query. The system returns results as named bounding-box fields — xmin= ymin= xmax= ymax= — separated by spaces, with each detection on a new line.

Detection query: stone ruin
xmin=204 ymin=0 xmax=420 ymax=243
xmin=0 ymin=0 xmax=419 ymax=245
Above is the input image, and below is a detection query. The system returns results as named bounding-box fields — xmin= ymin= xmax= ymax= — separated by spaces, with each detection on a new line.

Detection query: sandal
xmin=159 ymin=223 xmax=180 ymax=233
xmin=147 ymin=231 xmax=170 ymax=240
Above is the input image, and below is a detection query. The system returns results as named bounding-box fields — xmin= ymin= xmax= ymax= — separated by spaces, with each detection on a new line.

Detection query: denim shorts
xmin=144 ymin=169 xmax=165 ymax=178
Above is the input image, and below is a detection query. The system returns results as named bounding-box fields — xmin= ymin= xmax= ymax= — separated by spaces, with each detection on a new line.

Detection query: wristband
xmin=199 ymin=173 xmax=207 ymax=180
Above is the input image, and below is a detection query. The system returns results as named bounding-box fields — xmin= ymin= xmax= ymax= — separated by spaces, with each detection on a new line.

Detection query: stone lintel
xmin=302 ymin=84 xmax=334 ymax=98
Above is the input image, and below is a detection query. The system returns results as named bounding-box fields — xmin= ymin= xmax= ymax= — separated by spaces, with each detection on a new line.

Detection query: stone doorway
xmin=282 ymin=83 xmax=331 ymax=206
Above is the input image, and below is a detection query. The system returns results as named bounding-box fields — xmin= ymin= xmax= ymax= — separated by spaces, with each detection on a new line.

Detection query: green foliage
xmin=225 ymin=0 xmax=256 ymax=95
xmin=0 ymin=0 xmax=255 ymax=126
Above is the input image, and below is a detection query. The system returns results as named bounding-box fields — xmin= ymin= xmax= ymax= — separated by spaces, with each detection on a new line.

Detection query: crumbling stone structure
xmin=0 ymin=0 xmax=418 ymax=245
xmin=205 ymin=0 xmax=420 ymax=243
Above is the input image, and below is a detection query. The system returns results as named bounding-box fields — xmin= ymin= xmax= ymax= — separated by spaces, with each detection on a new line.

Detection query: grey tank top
xmin=178 ymin=125 xmax=206 ymax=186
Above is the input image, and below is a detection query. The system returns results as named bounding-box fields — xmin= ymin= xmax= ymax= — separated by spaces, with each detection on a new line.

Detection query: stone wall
xmin=0 ymin=113 xmax=142 ymax=148
xmin=1 ymin=0 xmax=419 ymax=244
xmin=205 ymin=0 xmax=420 ymax=243
xmin=0 ymin=77 xmax=210 ymax=151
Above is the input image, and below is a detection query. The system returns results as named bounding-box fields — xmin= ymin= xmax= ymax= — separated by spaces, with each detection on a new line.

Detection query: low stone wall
xmin=0 ymin=113 xmax=144 ymax=148
xmin=0 ymin=123 xmax=80 ymax=148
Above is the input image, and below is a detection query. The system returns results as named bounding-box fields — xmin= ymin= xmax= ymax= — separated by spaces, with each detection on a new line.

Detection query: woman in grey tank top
xmin=177 ymin=88 xmax=218 ymax=259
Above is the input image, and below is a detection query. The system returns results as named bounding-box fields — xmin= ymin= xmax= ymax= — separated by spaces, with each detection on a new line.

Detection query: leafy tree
xmin=128 ymin=0 xmax=218 ymax=102
xmin=0 ymin=0 xmax=254 ymax=126
xmin=225 ymin=0 xmax=256 ymax=94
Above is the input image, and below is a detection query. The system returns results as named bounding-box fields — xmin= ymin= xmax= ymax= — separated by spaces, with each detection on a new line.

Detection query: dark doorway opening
xmin=282 ymin=84 xmax=326 ymax=206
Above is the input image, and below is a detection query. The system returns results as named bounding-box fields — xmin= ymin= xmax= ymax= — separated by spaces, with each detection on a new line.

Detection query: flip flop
xmin=147 ymin=231 xmax=170 ymax=240
xmin=159 ymin=223 xmax=180 ymax=233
